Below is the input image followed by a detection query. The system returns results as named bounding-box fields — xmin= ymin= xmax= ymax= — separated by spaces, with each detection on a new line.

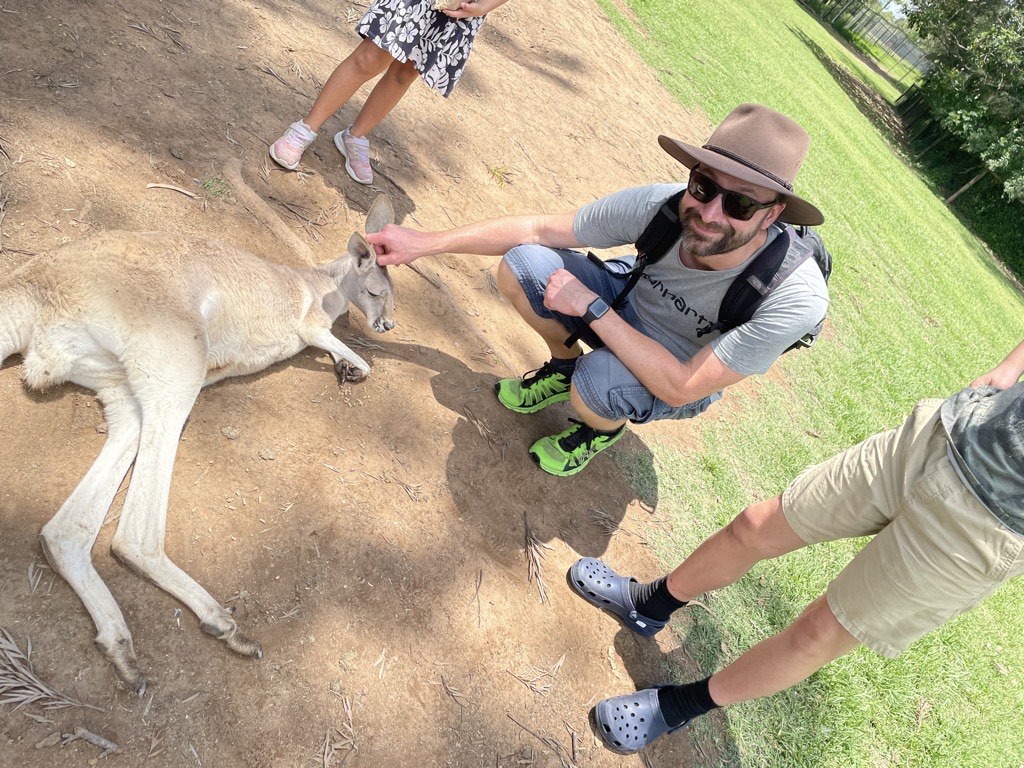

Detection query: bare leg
xmin=665 ymin=495 xmax=807 ymax=602
xmin=303 ymin=40 xmax=395 ymax=132
xmin=39 ymin=386 xmax=147 ymax=693
xmin=570 ymin=387 xmax=627 ymax=432
xmin=497 ymin=260 xmax=584 ymax=360
xmin=708 ymin=595 xmax=859 ymax=705
xmin=349 ymin=58 xmax=420 ymax=137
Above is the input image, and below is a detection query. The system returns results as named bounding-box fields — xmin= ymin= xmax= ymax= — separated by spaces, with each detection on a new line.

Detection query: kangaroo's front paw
xmin=335 ymin=360 xmax=370 ymax=383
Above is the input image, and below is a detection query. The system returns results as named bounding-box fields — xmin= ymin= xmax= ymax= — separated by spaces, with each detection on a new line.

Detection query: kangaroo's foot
xmin=97 ymin=635 xmax=148 ymax=697
xmin=335 ymin=359 xmax=369 ymax=383
xmin=200 ymin=614 xmax=264 ymax=658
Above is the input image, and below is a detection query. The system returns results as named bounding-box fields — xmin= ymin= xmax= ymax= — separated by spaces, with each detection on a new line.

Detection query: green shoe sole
xmin=529 ymin=448 xmax=591 ymax=477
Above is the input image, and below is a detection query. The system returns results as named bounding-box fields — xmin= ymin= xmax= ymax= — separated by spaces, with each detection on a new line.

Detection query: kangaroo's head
xmin=339 ymin=195 xmax=396 ymax=333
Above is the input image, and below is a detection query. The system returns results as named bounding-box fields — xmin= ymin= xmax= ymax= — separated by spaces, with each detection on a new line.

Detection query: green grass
xmin=596 ymin=0 xmax=1024 ymax=764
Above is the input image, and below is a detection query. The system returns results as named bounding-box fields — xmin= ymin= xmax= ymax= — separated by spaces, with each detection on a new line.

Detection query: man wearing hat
xmin=370 ymin=103 xmax=827 ymax=475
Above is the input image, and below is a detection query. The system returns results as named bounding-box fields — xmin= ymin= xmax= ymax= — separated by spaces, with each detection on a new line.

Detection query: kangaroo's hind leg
xmin=109 ymin=337 xmax=262 ymax=662
xmin=39 ymin=384 xmax=149 ymax=694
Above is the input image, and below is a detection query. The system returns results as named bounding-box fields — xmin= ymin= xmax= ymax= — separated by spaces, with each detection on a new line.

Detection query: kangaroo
xmin=0 ymin=195 xmax=396 ymax=695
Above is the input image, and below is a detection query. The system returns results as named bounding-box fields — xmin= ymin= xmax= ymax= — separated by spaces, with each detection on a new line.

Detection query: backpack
xmin=566 ymin=189 xmax=832 ymax=352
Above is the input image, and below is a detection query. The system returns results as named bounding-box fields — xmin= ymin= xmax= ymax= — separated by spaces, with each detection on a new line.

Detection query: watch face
xmin=585 ymin=297 xmax=610 ymax=323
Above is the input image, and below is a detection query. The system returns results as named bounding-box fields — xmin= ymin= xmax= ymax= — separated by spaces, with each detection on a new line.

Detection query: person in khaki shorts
xmin=565 ymin=338 xmax=1024 ymax=755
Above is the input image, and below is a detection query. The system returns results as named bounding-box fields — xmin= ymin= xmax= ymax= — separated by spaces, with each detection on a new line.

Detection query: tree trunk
xmin=946 ymin=168 xmax=989 ymax=205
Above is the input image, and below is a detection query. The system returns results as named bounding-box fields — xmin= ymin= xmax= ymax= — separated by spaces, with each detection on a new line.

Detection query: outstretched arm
xmin=971 ymin=339 xmax=1024 ymax=390
xmin=367 ymin=211 xmax=579 ymax=266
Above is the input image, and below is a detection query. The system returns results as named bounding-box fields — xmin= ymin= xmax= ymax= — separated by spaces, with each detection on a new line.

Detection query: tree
xmin=907 ymin=0 xmax=1024 ymax=201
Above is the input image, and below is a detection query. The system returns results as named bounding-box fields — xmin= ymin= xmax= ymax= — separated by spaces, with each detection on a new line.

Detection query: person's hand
xmin=970 ymin=365 xmax=1023 ymax=390
xmin=442 ymin=0 xmax=489 ymax=19
xmin=367 ymin=225 xmax=429 ymax=266
xmin=543 ymin=269 xmax=598 ymax=317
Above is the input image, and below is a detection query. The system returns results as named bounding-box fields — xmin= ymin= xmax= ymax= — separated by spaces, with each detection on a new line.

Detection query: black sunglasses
xmin=686 ymin=170 xmax=778 ymax=221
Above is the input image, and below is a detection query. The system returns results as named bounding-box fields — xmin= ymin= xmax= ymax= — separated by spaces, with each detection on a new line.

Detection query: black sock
xmin=657 ymin=677 xmax=720 ymax=728
xmin=548 ymin=356 xmax=578 ymax=375
xmin=629 ymin=576 xmax=687 ymax=621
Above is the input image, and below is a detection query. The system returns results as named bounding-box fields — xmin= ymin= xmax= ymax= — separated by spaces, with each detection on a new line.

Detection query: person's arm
xmin=367 ymin=211 xmax=579 ymax=266
xmin=971 ymin=339 xmax=1024 ymax=390
xmin=442 ymin=0 xmax=509 ymax=19
xmin=544 ymin=269 xmax=746 ymax=405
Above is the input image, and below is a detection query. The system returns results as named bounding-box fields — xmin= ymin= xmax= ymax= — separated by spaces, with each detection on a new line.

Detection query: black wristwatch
xmin=582 ymin=297 xmax=611 ymax=325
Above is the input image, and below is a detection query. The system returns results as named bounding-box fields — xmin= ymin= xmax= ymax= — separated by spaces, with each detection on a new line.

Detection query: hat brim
xmin=658 ymin=136 xmax=824 ymax=226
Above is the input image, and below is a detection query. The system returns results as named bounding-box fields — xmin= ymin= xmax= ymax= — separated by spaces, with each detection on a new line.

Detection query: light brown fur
xmin=0 ymin=196 xmax=396 ymax=694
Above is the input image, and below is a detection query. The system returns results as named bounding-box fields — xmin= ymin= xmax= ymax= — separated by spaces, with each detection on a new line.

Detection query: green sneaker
xmin=494 ymin=361 xmax=573 ymax=414
xmin=529 ymin=419 xmax=625 ymax=477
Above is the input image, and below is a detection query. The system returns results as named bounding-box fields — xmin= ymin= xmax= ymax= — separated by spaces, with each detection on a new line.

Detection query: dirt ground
xmin=0 ymin=0 xmax=726 ymax=765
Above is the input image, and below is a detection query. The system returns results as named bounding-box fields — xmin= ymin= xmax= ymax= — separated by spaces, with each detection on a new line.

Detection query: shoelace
xmin=284 ymin=126 xmax=311 ymax=150
xmin=558 ymin=419 xmax=595 ymax=452
xmin=520 ymin=362 xmax=560 ymax=388
xmin=348 ymin=134 xmax=370 ymax=163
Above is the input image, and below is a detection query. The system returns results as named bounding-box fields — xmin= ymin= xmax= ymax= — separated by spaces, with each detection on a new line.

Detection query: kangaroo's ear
xmin=347 ymin=232 xmax=376 ymax=273
xmin=364 ymin=195 xmax=394 ymax=235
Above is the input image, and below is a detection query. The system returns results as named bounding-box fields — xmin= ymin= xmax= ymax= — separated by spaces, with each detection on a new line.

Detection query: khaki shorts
xmin=782 ymin=399 xmax=1024 ymax=658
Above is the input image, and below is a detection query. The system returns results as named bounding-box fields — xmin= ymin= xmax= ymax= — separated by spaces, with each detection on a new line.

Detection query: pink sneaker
xmin=269 ymin=121 xmax=317 ymax=170
xmin=334 ymin=127 xmax=373 ymax=185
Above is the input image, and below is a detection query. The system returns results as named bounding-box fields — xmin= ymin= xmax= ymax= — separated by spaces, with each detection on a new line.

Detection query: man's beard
xmin=679 ymin=209 xmax=759 ymax=257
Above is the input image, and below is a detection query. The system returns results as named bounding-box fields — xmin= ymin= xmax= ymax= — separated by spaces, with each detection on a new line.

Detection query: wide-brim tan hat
xmin=659 ymin=104 xmax=824 ymax=226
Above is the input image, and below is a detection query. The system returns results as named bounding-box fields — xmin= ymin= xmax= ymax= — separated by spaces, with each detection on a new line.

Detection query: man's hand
xmin=543 ymin=268 xmax=598 ymax=317
xmin=971 ymin=366 xmax=1023 ymax=390
xmin=970 ymin=339 xmax=1024 ymax=390
xmin=367 ymin=225 xmax=430 ymax=266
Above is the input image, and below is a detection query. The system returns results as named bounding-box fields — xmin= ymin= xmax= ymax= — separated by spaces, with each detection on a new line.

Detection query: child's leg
xmin=665 ymin=494 xmax=808 ymax=602
xmin=304 ymin=39 xmax=395 ymax=131
xmin=349 ymin=58 xmax=420 ymax=137
xmin=708 ymin=595 xmax=859 ymax=705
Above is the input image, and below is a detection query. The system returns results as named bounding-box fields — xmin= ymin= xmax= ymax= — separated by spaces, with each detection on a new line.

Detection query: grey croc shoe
xmin=593 ymin=687 xmax=690 ymax=754
xmin=567 ymin=557 xmax=666 ymax=638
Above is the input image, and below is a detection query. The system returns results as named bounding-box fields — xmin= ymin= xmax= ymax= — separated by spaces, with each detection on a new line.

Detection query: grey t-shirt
xmin=573 ymin=183 xmax=830 ymax=375
xmin=941 ymin=382 xmax=1024 ymax=535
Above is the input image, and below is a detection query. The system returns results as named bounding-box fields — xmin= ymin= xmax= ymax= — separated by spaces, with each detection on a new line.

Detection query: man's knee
xmin=497 ymin=259 xmax=526 ymax=303
xmin=789 ymin=596 xmax=858 ymax=658
xmin=726 ymin=495 xmax=797 ymax=558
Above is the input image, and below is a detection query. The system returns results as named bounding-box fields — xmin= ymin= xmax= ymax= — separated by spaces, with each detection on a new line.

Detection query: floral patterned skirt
xmin=356 ymin=0 xmax=485 ymax=97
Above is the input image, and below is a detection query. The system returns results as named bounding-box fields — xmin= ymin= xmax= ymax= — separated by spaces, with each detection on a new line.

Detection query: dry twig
xmin=429 ymin=674 xmax=467 ymax=709
xmin=470 ymin=569 xmax=483 ymax=628
xmin=372 ymin=648 xmax=388 ymax=680
xmin=128 ymin=21 xmax=160 ymax=39
xmin=0 ymin=628 xmax=100 ymax=711
xmin=523 ymin=513 xmax=553 ymax=603
xmin=62 ymin=726 xmax=119 ymax=756
xmin=508 ymin=653 xmax=565 ymax=696
xmin=587 ymin=506 xmax=620 ymax=537
xmin=28 ymin=557 xmax=50 ymax=593
xmin=507 ymin=714 xmax=576 ymax=768
xmin=321 ymin=695 xmax=357 ymax=766
xmin=146 ymin=182 xmax=199 ymax=199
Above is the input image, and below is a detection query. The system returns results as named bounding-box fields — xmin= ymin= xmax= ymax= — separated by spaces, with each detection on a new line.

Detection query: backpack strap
xmin=564 ymin=189 xmax=685 ymax=349
xmin=696 ymin=224 xmax=813 ymax=339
